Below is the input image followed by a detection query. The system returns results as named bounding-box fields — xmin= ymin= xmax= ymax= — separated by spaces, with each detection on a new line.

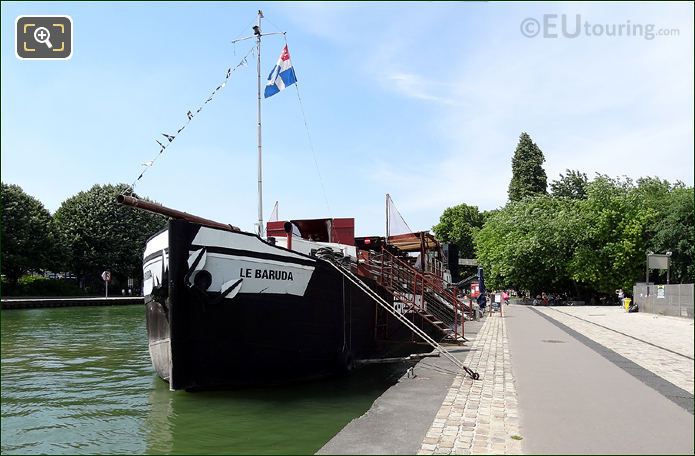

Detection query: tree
xmin=550 ymin=169 xmax=589 ymax=199
xmin=1 ymin=182 xmax=63 ymax=286
xmin=508 ymin=132 xmax=548 ymax=202
xmin=567 ymin=176 xmax=658 ymax=294
xmin=481 ymin=208 xmax=500 ymax=224
xmin=476 ymin=172 xmax=693 ymax=298
xmin=635 ymin=178 xmax=694 ymax=283
xmin=474 ymin=195 xmax=581 ymax=294
xmin=54 ymin=183 xmax=166 ymax=288
xmin=432 ymin=203 xmax=485 ymax=259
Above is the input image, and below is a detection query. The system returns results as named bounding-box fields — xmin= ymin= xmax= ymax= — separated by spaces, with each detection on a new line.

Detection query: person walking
xmin=616 ymin=288 xmax=625 ymax=307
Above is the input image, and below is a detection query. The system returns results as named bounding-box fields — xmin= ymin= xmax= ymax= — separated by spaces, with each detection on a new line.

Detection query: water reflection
xmin=2 ymin=306 xmax=404 ymax=454
xmin=145 ymin=364 xmax=406 ymax=455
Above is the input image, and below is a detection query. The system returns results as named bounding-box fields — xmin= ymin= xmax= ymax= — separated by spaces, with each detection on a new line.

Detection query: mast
xmin=255 ymin=10 xmax=264 ymax=237
xmin=386 ymin=193 xmax=390 ymax=241
xmin=231 ymin=12 xmax=284 ymax=237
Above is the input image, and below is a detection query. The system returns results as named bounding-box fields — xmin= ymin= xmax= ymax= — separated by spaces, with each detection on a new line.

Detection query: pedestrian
xmin=502 ymin=290 xmax=510 ymax=305
xmin=616 ymin=288 xmax=625 ymax=306
xmin=478 ymin=292 xmax=487 ymax=313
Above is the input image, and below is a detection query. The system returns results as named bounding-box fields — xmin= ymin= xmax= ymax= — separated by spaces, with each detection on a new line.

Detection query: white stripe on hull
xmin=194 ymin=252 xmax=314 ymax=296
xmin=192 ymin=226 xmax=312 ymax=264
xmin=143 ymin=227 xmax=317 ymax=298
xmin=143 ymin=230 xmax=169 ymax=297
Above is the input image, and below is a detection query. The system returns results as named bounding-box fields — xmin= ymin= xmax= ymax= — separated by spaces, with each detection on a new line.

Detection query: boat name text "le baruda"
xmin=240 ymin=268 xmax=293 ymax=281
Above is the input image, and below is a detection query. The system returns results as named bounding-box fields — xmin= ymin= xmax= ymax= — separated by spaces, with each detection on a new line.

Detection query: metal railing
xmin=319 ymin=252 xmax=479 ymax=379
xmin=360 ymin=248 xmax=470 ymax=340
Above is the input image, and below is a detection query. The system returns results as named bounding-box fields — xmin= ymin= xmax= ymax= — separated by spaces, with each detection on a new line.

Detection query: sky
xmin=2 ymin=1 xmax=693 ymax=236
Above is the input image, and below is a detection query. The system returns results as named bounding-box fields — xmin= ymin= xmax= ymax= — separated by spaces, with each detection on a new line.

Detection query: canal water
xmin=1 ymin=305 xmax=403 ymax=454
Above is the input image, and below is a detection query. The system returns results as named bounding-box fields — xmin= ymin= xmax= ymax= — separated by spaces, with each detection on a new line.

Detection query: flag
xmin=264 ymin=45 xmax=297 ymax=98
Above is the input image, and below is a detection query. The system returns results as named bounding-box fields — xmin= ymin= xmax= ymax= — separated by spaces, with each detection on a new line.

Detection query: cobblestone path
xmin=419 ymin=313 xmax=522 ymax=455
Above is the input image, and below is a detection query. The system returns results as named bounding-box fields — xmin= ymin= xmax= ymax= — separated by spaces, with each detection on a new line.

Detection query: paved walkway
xmin=543 ymin=305 xmax=694 ymax=357
xmin=317 ymin=320 xmax=487 ymax=455
xmin=320 ymin=305 xmax=693 ymax=454
xmin=419 ymin=312 xmax=522 ymax=455
xmin=506 ymin=304 xmax=694 ymax=454
xmin=535 ymin=305 xmax=694 ymax=395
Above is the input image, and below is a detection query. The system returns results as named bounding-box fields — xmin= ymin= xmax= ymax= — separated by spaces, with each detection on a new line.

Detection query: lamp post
xmin=646 ymin=250 xmax=653 ymax=284
xmin=666 ymin=251 xmax=672 ymax=284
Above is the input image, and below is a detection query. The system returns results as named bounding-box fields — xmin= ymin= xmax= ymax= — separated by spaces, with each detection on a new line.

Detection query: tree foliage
xmin=54 ymin=183 xmax=166 ymax=285
xmin=432 ymin=203 xmax=485 ymax=259
xmin=473 ymin=174 xmax=694 ymax=297
xmin=1 ymin=182 xmax=63 ymax=285
xmin=475 ymin=195 xmax=580 ymax=294
xmin=438 ymin=131 xmax=692 ymax=296
xmin=639 ymin=179 xmax=694 ymax=283
xmin=571 ymin=176 xmax=694 ymax=289
xmin=508 ymin=132 xmax=548 ymax=202
xmin=567 ymin=176 xmax=654 ymax=293
xmin=550 ymin=169 xmax=589 ymax=199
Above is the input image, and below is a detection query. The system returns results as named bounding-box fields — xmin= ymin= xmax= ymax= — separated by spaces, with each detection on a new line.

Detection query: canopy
xmin=386 ymin=231 xmax=440 ymax=253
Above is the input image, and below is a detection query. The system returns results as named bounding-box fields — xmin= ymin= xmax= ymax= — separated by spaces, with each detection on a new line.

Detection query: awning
xmin=386 ymin=231 xmax=440 ymax=253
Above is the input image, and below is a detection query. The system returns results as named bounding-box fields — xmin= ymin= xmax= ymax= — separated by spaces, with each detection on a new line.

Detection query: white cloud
xmin=2 ymin=3 xmax=691 ymax=238
xmin=356 ymin=2 xmax=693 ymax=232
xmin=382 ymin=72 xmax=456 ymax=105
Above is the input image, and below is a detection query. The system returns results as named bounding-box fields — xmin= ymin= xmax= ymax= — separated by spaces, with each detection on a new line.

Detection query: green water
xmin=1 ymin=305 xmax=402 ymax=454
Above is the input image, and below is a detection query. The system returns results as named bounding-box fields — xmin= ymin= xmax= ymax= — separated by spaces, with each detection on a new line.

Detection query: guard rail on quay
xmin=1 ymin=296 xmax=144 ymax=310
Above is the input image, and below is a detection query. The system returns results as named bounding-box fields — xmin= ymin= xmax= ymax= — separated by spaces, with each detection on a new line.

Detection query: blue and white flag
xmin=264 ymin=45 xmax=297 ymax=98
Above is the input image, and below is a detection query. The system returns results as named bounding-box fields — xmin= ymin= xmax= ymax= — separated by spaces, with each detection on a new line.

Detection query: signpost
xmin=646 ymin=252 xmax=672 ymax=284
xmin=458 ymin=259 xmax=478 ymax=266
xmin=101 ymin=270 xmax=111 ymax=298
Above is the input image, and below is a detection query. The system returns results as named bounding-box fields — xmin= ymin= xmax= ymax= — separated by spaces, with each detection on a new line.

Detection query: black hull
xmin=145 ymin=220 xmax=439 ymax=391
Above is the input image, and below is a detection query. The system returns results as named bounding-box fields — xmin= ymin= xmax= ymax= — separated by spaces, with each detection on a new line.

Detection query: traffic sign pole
xmin=102 ymin=270 xmax=111 ymax=299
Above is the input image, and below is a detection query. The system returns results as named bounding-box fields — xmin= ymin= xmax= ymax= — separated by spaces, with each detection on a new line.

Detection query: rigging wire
xmin=231 ymin=18 xmax=257 ymax=55
xmin=232 ymin=18 xmax=257 ymax=41
xmin=284 ymin=36 xmax=333 ymax=218
xmin=125 ymin=44 xmax=256 ymax=194
xmin=264 ymin=15 xmax=284 ymax=34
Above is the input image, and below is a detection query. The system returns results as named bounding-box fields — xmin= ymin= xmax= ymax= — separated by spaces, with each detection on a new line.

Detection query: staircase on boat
xmin=358 ymin=247 xmax=474 ymax=343
xmin=317 ymin=249 xmax=479 ymax=380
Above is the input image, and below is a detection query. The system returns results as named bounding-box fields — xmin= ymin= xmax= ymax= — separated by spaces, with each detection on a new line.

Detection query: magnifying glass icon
xmin=33 ymin=27 xmax=53 ymax=49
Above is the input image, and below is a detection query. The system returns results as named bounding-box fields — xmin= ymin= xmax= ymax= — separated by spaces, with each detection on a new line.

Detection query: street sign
xmin=648 ymin=254 xmax=670 ymax=270
xmin=458 ymin=259 xmax=478 ymax=266
xmin=101 ymin=270 xmax=111 ymax=299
